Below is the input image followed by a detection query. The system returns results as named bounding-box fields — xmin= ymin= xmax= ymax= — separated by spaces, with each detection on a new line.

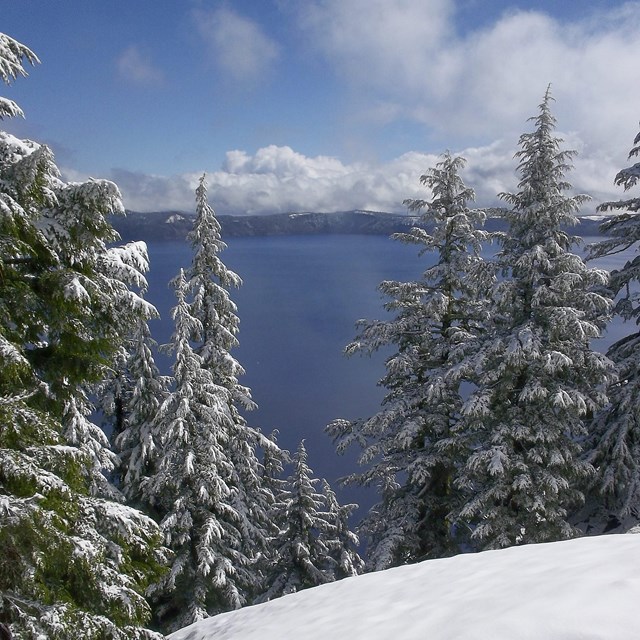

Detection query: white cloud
xmin=68 ymin=2 xmax=640 ymax=219
xmin=95 ymin=3 xmax=640 ymax=218
xmin=107 ymin=138 xmax=624 ymax=216
xmin=294 ymin=0 xmax=640 ymax=155
xmin=110 ymin=145 xmax=434 ymax=214
xmin=107 ymin=169 xmax=197 ymax=212
xmin=299 ymin=0 xmax=454 ymax=93
xmin=193 ymin=7 xmax=280 ymax=83
xmin=116 ymin=45 xmax=164 ymax=86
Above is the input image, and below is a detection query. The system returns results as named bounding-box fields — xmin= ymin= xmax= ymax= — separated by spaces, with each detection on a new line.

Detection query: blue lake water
xmin=144 ymin=234 xmax=634 ymax=516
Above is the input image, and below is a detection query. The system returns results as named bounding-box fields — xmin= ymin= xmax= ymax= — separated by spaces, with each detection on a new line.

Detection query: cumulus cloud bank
xmin=110 ymin=138 xmax=620 ymax=216
xmin=112 ymin=145 xmax=439 ymax=214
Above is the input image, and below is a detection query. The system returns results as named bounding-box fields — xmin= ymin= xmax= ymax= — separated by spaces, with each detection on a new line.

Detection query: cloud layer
xmin=106 ymin=1 xmax=640 ymax=215
xmin=106 ymin=138 xmax=620 ymax=216
xmin=108 ymin=146 xmax=438 ymax=214
xmin=296 ymin=0 xmax=640 ymax=152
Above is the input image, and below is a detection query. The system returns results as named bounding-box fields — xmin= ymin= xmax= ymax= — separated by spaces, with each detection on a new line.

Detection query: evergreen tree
xmin=256 ymin=441 xmax=339 ymax=602
xmin=0 ymin=32 xmax=38 ymax=119
xmin=186 ymin=174 xmax=253 ymax=410
xmin=261 ymin=430 xmax=290 ymax=509
xmin=585 ymin=123 xmax=640 ymax=529
xmin=457 ymin=89 xmax=613 ymax=549
xmin=319 ymin=480 xmax=364 ymax=580
xmin=0 ymin=32 xmax=166 ymax=638
xmin=62 ymin=391 xmax=120 ymax=500
xmin=183 ymin=175 xmax=277 ymax=604
xmin=90 ymin=244 xmax=161 ymax=495
xmin=112 ymin=314 xmax=169 ymax=505
xmin=1 ymin=405 xmax=166 ymax=639
xmin=142 ymin=270 xmax=260 ymax=633
xmin=251 ymin=431 xmax=290 ymax=602
xmin=328 ymin=152 xmax=492 ymax=569
xmin=98 ymin=345 xmax=130 ymax=453
xmin=137 ymin=179 xmax=281 ymax=630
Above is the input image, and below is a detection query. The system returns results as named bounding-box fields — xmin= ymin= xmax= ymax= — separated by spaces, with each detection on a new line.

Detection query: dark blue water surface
xmin=144 ymin=234 xmax=633 ymax=517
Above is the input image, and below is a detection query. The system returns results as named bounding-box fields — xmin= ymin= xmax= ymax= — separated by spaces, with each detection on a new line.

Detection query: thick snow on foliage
xmin=170 ymin=534 xmax=640 ymax=640
xmin=328 ymin=152 xmax=493 ymax=569
xmin=456 ymin=90 xmax=613 ymax=549
xmin=0 ymin=33 xmax=38 ymax=119
xmin=587 ymin=124 xmax=640 ymax=522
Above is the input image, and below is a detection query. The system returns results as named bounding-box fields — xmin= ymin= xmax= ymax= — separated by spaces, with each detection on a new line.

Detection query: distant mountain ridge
xmin=113 ymin=209 xmax=421 ymax=241
xmin=112 ymin=209 xmax=608 ymax=242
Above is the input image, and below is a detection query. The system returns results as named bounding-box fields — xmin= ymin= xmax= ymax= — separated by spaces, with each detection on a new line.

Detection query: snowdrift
xmin=169 ymin=534 xmax=640 ymax=640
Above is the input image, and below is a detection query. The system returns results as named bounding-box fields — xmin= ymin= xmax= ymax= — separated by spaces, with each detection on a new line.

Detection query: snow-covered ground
xmin=169 ymin=533 xmax=640 ymax=640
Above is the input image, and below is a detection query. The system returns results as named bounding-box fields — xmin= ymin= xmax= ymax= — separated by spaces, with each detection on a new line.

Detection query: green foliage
xmin=0 ymin=31 xmax=166 ymax=639
xmin=0 ymin=396 xmax=166 ymax=637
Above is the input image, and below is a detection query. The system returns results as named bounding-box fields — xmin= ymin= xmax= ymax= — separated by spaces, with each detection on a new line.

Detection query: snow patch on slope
xmin=169 ymin=534 xmax=640 ymax=640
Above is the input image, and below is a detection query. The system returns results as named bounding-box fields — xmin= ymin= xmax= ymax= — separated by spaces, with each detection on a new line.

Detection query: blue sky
xmin=2 ymin=0 xmax=640 ymax=214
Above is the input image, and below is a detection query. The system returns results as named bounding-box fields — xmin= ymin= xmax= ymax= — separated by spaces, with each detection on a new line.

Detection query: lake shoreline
xmin=113 ymin=209 xmax=608 ymax=242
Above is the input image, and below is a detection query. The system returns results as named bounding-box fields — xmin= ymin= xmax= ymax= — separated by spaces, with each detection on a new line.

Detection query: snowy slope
xmin=169 ymin=534 xmax=640 ymax=640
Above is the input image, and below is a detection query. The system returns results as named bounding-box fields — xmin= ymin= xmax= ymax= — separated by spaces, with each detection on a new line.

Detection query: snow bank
xmin=169 ymin=534 xmax=640 ymax=640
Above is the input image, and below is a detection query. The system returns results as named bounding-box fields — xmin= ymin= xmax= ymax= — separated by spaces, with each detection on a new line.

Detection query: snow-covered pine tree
xmin=186 ymin=174 xmax=253 ymax=410
xmin=255 ymin=441 xmax=341 ymax=602
xmin=44 ymin=170 xmax=158 ymax=505
xmin=142 ymin=270 xmax=260 ymax=633
xmin=1 ymin=405 xmax=166 ymax=639
xmin=0 ymin=32 xmax=38 ymax=119
xmin=584 ymin=123 xmax=640 ymax=530
xmin=111 ymin=313 xmax=169 ymax=505
xmin=251 ymin=430 xmax=291 ymax=603
xmin=319 ymin=480 xmax=364 ymax=580
xmin=327 ymin=152 xmax=492 ymax=569
xmin=0 ymin=32 xmax=166 ymax=638
xmin=261 ymin=430 xmax=290 ymax=508
xmin=98 ymin=345 xmax=130 ymax=452
xmin=62 ymin=391 xmax=121 ymax=501
xmin=456 ymin=88 xmax=613 ymax=550
xmin=183 ymin=174 xmax=278 ymax=602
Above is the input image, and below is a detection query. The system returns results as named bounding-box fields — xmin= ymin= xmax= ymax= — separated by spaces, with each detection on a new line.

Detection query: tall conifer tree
xmin=319 ymin=479 xmax=364 ymax=580
xmin=143 ymin=179 xmax=279 ymax=630
xmin=187 ymin=174 xmax=253 ymax=409
xmin=142 ymin=270 xmax=246 ymax=632
xmin=112 ymin=313 xmax=169 ymax=505
xmin=186 ymin=175 xmax=276 ymax=595
xmin=457 ymin=89 xmax=613 ymax=549
xmin=0 ymin=32 xmax=166 ymax=638
xmin=328 ymin=152 xmax=491 ymax=569
xmin=257 ymin=441 xmax=344 ymax=602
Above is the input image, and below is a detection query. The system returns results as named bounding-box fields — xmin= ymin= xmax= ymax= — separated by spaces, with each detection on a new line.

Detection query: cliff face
xmin=112 ymin=209 xmax=607 ymax=242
